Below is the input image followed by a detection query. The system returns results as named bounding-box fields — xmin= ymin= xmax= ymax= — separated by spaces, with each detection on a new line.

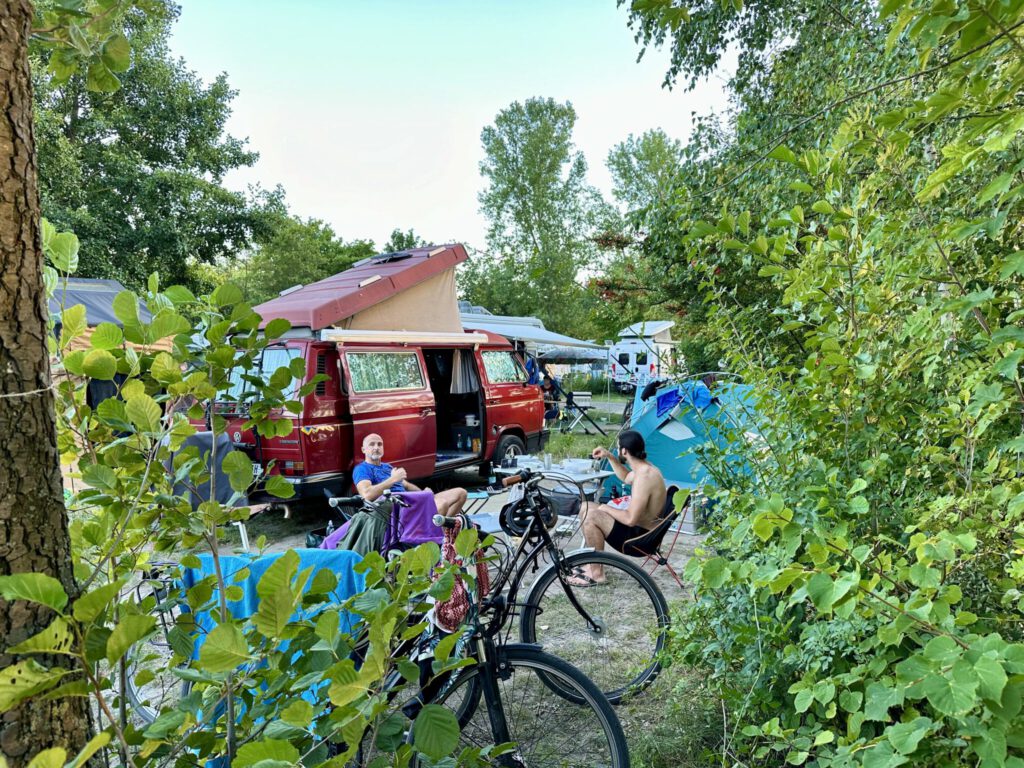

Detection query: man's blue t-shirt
xmin=352 ymin=461 xmax=406 ymax=492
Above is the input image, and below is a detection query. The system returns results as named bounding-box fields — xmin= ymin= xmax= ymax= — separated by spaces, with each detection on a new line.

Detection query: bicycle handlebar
xmin=328 ymin=495 xmax=364 ymax=509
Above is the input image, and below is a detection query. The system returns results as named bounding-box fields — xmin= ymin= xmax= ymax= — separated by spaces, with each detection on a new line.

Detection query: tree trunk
xmin=0 ymin=2 xmax=93 ymax=763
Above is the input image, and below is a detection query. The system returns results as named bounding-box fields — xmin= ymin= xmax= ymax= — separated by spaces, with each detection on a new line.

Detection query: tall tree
xmin=33 ymin=2 xmax=265 ymax=291
xmin=466 ymin=97 xmax=604 ymax=338
xmin=1 ymin=2 xmax=100 ymax=761
xmin=606 ymin=128 xmax=684 ymax=213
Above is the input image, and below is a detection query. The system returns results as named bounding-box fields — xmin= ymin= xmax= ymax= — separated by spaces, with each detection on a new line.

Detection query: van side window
xmin=227 ymin=347 xmax=301 ymax=402
xmin=481 ymin=351 xmax=525 ymax=384
xmin=636 ymin=352 xmax=648 ymax=365
xmin=347 ymin=352 xmax=424 ymax=393
xmin=617 ymin=353 xmax=630 ymax=366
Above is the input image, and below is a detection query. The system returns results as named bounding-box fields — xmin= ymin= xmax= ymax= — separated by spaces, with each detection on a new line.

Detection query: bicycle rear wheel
xmin=124 ymin=568 xmax=191 ymax=724
xmin=417 ymin=644 xmax=628 ymax=768
xmin=520 ymin=550 xmax=669 ymax=703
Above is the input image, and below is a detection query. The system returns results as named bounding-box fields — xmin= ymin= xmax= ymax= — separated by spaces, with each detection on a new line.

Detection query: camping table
xmin=494 ymin=459 xmax=613 ymax=499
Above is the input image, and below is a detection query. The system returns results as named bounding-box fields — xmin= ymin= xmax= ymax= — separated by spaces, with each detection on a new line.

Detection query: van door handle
xmin=420 ymin=407 xmax=435 ymax=416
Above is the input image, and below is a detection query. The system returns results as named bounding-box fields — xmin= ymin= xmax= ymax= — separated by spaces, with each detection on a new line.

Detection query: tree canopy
xmin=463 ymin=97 xmax=607 ymax=338
xmin=33 ymin=2 xmax=269 ymax=291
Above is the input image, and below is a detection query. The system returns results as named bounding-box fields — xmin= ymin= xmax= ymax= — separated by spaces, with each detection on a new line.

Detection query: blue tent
xmin=601 ymin=376 xmax=762 ymax=499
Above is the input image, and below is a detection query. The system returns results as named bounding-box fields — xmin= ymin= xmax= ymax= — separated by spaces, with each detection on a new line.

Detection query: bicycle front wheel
xmin=520 ymin=550 xmax=669 ymax=703
xmin=418 ymin=644 xmax=629 ymax=768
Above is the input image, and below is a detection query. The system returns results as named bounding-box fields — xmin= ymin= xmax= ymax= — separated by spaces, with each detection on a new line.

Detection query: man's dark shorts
xmin=606 ymin=519 xmax=653 ymax=552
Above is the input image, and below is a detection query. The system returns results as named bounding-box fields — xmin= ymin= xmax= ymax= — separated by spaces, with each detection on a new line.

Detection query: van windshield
xmin=224 ymin=346 xmax=301 ymax=407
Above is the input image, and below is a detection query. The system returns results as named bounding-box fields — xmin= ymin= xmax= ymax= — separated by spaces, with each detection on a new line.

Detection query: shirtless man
xmin=353 ymin=433 xmax=467 ymax=517
xmin=573 ymin=430 xmax=667 ymax=585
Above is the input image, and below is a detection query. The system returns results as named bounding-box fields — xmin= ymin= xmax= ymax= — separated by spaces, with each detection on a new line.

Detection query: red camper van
xmin=214 ymin=245 xmax=547 ymax=502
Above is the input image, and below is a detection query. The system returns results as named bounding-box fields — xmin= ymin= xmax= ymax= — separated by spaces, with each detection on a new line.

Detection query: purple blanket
xmin=321 ymin=491 xmax=443 ymax=552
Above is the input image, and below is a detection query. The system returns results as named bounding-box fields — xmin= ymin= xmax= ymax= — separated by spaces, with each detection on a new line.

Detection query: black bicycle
xmin=124 ymin=524 xmax=629 ymax=767
xmin=473 ymin=467 xmax=670 ymax=703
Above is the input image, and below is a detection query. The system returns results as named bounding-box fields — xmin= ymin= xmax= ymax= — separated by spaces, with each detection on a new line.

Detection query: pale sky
xmin=169 ymin=1 xmax=731 ymax=251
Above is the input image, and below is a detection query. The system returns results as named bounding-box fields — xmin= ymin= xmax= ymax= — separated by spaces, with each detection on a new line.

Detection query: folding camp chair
xmin=619 ymin=485 xmax=684 ymax=588
xmin=559 ymin=391 xmax=602 ymax=434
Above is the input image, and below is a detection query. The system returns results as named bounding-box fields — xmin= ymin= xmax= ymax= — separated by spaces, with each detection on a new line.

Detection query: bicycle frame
xmin=479 ymin=481 xmax=603 ymax=637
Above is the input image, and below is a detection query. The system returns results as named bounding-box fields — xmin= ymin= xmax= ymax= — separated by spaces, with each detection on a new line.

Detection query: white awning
xmin=461 ymin=314 xmax=604 ymax=349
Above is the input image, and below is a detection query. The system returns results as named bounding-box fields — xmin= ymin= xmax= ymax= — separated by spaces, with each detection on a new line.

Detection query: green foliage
xmin=625 ymin=0 xmax=1024 ymax=764
xmin=464 ymin=97 xmax=610 ymax=339
xmin=4 ymin=223 xmax=487 ymax=766
xmin=231 ymin=206 xmax=377 ymax=303
xmin=32 ymin=2 xmax=268 ymax=291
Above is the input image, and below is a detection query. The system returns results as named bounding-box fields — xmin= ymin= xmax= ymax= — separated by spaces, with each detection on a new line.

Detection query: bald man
xmin=352 ymin=433 xmax=467 ymax=517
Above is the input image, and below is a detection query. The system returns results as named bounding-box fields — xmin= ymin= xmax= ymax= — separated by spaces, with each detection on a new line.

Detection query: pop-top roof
xmin=618 ymin=320 xmax=675 ymax=339
xmin=255 ymin=244 xmax=469 ymax=331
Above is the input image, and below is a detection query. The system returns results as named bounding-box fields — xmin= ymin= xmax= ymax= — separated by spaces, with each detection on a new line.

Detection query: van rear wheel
xmin=494 ymin=434 xmax=525 ymax=463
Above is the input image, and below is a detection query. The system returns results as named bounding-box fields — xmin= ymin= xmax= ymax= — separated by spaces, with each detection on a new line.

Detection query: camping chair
xmin=620 ymin=485 xmax=684 ymax=588
xmin=559 ymin=391 xmax=597 ymax=434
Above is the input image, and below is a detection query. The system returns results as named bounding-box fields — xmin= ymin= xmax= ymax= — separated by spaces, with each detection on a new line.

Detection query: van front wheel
xmin=494 ymin=434 xmax=525 ymax=464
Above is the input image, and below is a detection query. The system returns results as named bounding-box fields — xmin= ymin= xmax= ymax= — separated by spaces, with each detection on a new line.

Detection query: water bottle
xmin=326 ymin=520 xmax=335 ymax=536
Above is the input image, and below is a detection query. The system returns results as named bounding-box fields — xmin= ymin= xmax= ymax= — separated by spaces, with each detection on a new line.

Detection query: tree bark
xmin=0 ymin=2 xmax=93 ymax=763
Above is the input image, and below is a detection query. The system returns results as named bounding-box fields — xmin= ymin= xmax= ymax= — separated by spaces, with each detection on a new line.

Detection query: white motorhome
xmin=608 ymin=320 xmax=679 ymax=393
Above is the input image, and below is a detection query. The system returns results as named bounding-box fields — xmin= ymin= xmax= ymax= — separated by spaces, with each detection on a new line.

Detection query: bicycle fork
xmin=475 ymin=636 xmax=525 ymax=768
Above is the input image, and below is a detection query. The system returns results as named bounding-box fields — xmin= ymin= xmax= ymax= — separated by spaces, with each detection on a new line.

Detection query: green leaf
xmin=81 ymin=349 xmax=117 ymax=380
xmin=106 ymin=614 xmax=156 ymax=664
xmin=59 ymin=304 xmax=87 ymax=348
xmin=112 ymin=291 xmax=139 ymax=325
xmin=790 ymin=205 xmax=804 ymax=225
xmin=264 ymin=473 xmax=296 ymax=499
xmin=0 ymin=573 xmax=69 ymax=612
xmin=89 ymin=322 xmax=123 ymax=350
xmin=975 ymin=654 xmax=1008 ymax=701
xmin=864 ymin=682 xmax=903 ymax=721
xmin=27 ymin=748 xmax=67 ymax=768
xmin=86 ymin=60 xmax=120 ymax=92
xmin=413 ymin=703 xmax=460 ymax=759
xmin=811 ymin=200 xmax=834 ymax=215
xmin=48 ymin=232 xmax=80 ymax=273
xmin=806 ymin=572 xmax=835 ymax=612
xmin=9 ymin=617 xmax=75 ymax=655
xmin=998 ymin=251 xmax=1024 ymax=280
xmin=768 ymin=145 xmax=797 ymax=163
xmin=199 ymin=622 xmax=251 ymax=672
xmin=862 ymin=740 xmax=909 ymax=768
xmin=280 ymin=699 xmax=314 ymax=728
xmin=234 ymin=739 xmax=300 ymax=767
xmin=80 ymin=462 xmax=117 ymax=491
xmin=150 ymin=351 xmax=182 ymax=384
xmin=979 ymin=173 xmax=1013 ymax=204
xmin=212 ymin=282 xmax=243 ymax=307
xmin=164 ymin=285 xmax=196 ymax=305
xmin=125 ymin=392 xmax=161 ymax=433
xmin=922 ymin=660 xmax=978 ymax=715
xmin=0 ymin=660 xmax=66 ymax=712
xmin=254 ymin=551 xmax=299 ymax=638
xmin=68 ymin=732 xmax=111 ymax=768
xmin=73 ymin=581 xmax=122 ymax=622
xmin=101 ymin=33 xmax=131 ymax=72
xmin=264 ymin=317 xmax=292 ymax=340
xmin=702 ymin=557 xmax=729 ymax=588
xmin=222 ymin=451 xmax=255 ymax=494
xmin=886 ymin=716 xmax=932 ymax=755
